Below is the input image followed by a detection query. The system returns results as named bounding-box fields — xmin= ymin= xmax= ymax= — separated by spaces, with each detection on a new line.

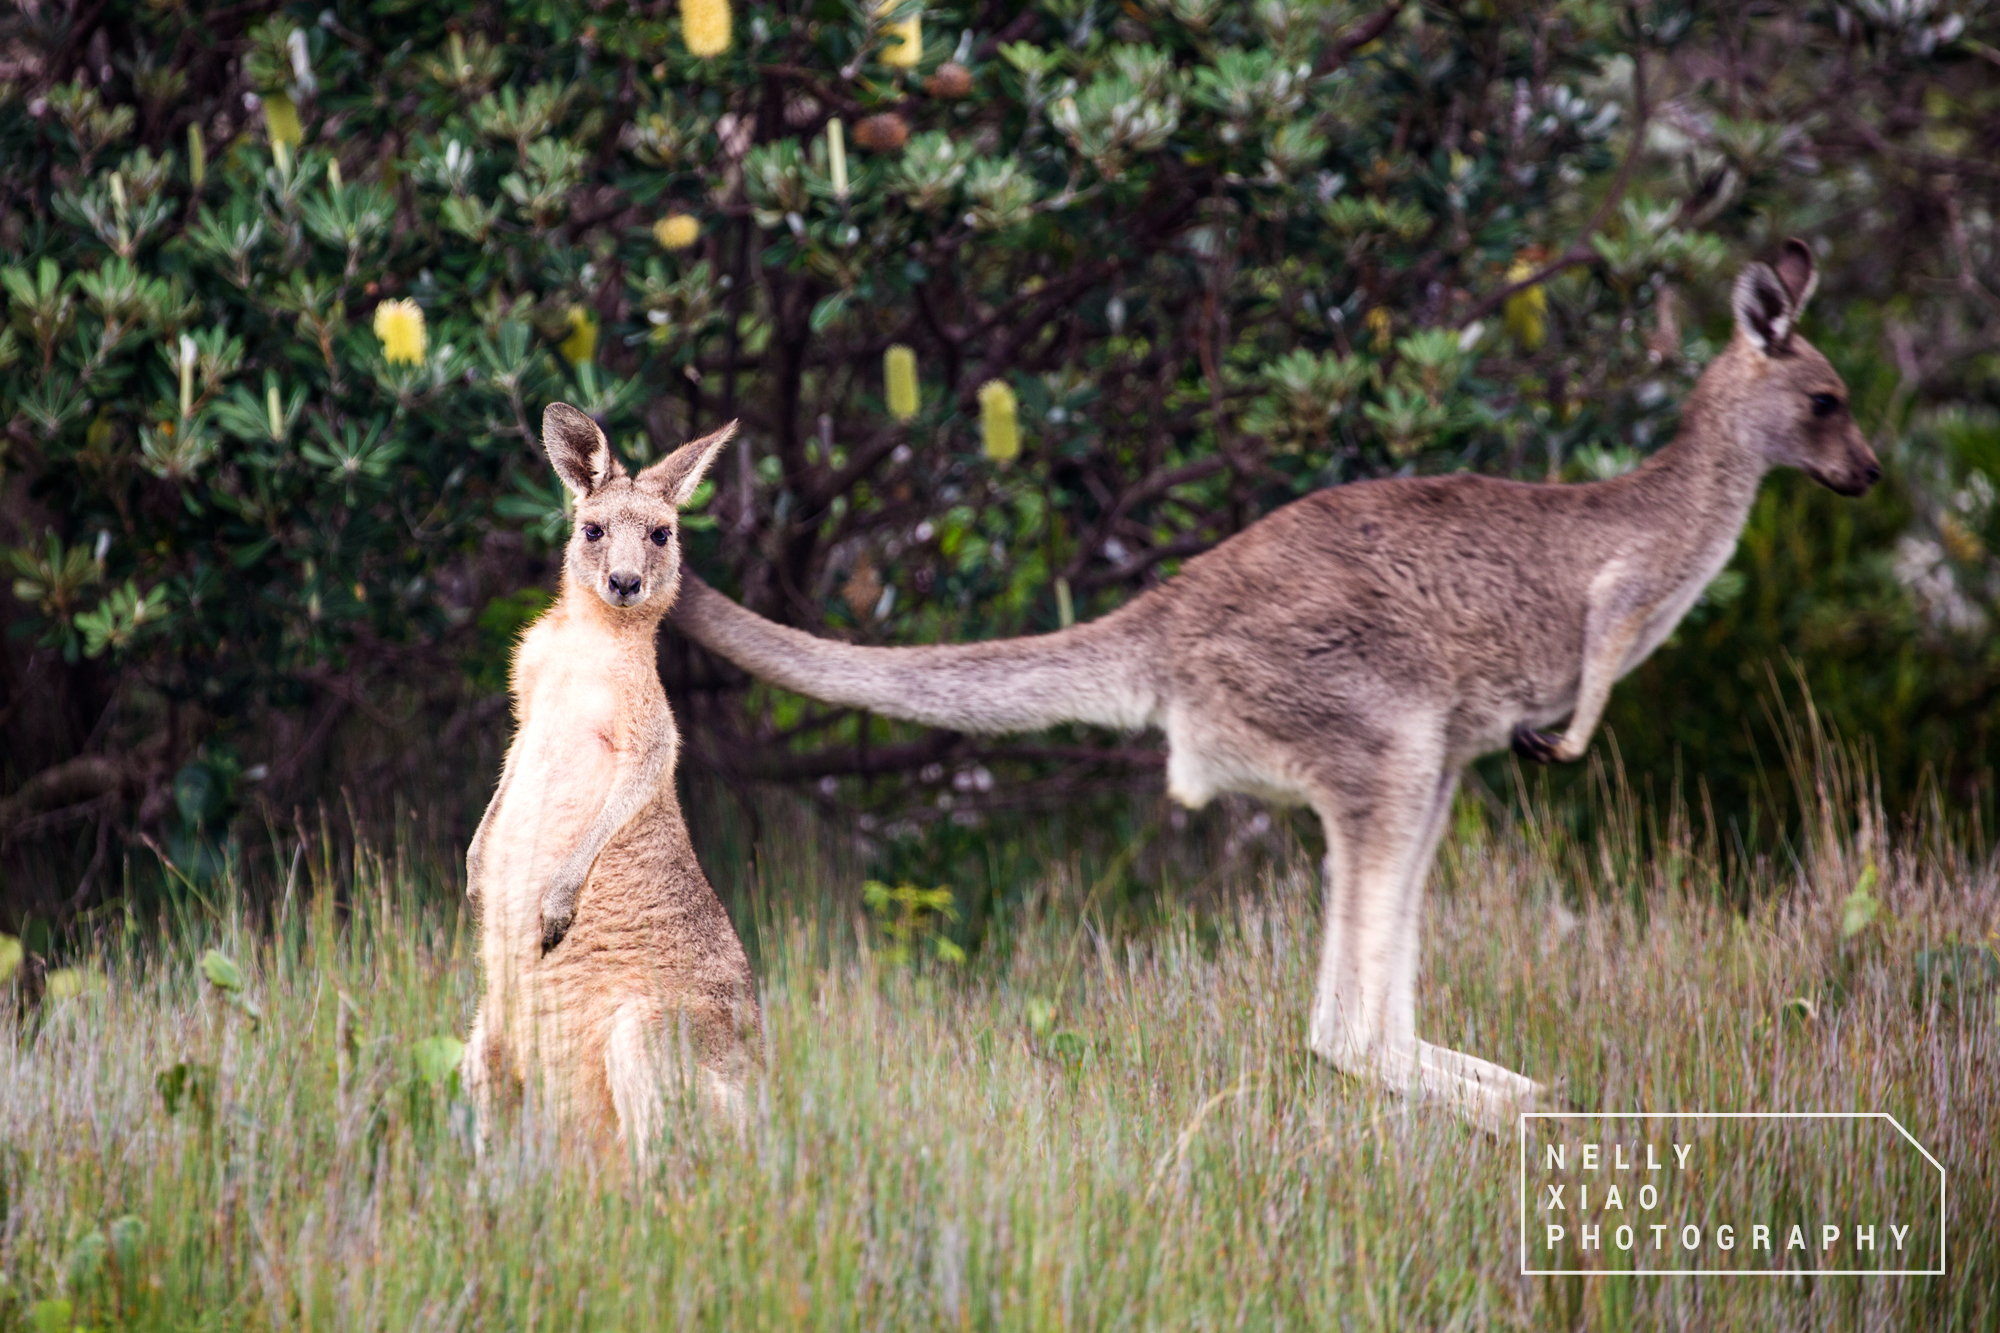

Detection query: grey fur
xmin=672 ymin=245 xmax=1879 ymax=1129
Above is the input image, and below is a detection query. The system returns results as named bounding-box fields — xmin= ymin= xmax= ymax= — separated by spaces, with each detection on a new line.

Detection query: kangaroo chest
xmin=485 ymin=627 xmax=633 ymax=915
xmin=1621 ymin=525 xmax=1745 ymax=675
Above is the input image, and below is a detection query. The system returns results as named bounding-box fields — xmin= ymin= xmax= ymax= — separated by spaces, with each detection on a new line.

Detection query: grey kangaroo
xmin=671 ymin=242 xmax=1877 ymax=1129
xmin=464 ymin=405 xmax=759 ymax=1159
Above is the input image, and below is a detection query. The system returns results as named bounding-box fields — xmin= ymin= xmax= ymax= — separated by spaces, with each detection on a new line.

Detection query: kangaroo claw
xmin=1511 ymin=723 xmax=1564 ymax=765
xmin=540 ymin=902 xmax=574 ymax=953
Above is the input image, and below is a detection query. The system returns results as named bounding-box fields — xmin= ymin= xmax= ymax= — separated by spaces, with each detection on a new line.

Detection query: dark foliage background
xmin=3 ymin=0 xmax=1999 ymax=932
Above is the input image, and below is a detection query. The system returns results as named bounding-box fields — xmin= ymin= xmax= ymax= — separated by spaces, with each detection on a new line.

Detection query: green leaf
xmin=809 ymin=292 xmax=847 ymax=333
xmin=45 ymin=967 xmax=104 ymax=1001
xmin=1839 ymin=888 xmax=1878 ymax=940
xmin=65 ymin=1230 xmax=107 ymax=1290
xmin=28 ymin=1299 xmax=74 ymax=1333
xmin=1840 ymin=863 xmax=1880 ymax=940
xmin=200 ymin=948 xmax=244 ymax=993
xmin=412 ymin=1035 xmax=466 ymax=1090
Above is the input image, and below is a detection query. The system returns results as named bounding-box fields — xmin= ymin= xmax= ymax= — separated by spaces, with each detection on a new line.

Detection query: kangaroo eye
xmin=582 ymin=523 xmax=604 ymax=542
xmin=651 ymin=527 xmax=670 ymax=547
xmin=1810 ymin=393 xmax=1841 ymax=418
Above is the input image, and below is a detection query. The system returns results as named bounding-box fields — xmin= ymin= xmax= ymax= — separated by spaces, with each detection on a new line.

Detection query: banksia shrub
xmin=0 ymin=0 xmax=1992 ymax=872
xmin=884 ymin=345 xmax=918 ymax=421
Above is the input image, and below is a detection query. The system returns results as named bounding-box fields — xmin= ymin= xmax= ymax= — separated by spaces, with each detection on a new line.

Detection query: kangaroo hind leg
xmin=605 ymin=1001 xmax=673 ymax=1165
xmin=605 ymin=1000 xmax=751 ymax=1164
xmin=1306 ymin=751 xmax=1544 ymax=1132
xmin=460 ymin=1006 xmax=509 ymax=1160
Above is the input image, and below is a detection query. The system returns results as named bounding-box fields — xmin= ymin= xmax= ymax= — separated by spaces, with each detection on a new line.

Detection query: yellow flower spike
xmin=264 ymin=93 xmax=303 ymax=148
xmin=188 ymin=124 xmax=206 ymax=189
xmin=881 ymin=14 xmax=921 ymax=66
xmin=1503 ymin=256 xmax=1548 ymax=352
xmin=878 ymin=0 xmax=922 ymax=68
xmin=827 ymin=118 xmax=848 ymax=198
xmin=1365 ymin=306 xmax=1392 ymax=352
xmin=653 ymin=213 xmax=701 ymax=250
xmin=978 ymin=379 xmax=1018 ymax=464
xmin=884 ymin=344 xmax=918 ymax=421
xmin=681 ymin=0 xmax=732 ymax=57
xmin=373 ymin=298 xmax=426 ymax=365
xmin=560 ymin=306 xmax=599 ymax=366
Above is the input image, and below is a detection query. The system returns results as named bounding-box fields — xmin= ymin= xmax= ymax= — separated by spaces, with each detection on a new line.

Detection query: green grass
xmin=1 ymin=742 xmax=1994 ymax=1331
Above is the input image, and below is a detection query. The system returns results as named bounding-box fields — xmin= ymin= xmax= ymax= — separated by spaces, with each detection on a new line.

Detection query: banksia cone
xmin=885 ymin=345 xmax=918 ymax=421
xmin=373 ymin=299 xmax=426 ymax=365
xmin=827 ymin=118 xmax=848 ymax=197
xmin=559 ymin=306 xmax=598 ymax=366
xmin=1365 ymin=306 xmax=1392 ymax=352
xmin=978 ymin=379 xmax=1018 ymax=463
xmin=188 ymin=124 xmax=206 ymax=189
xmin=1503 ymin=256 xmax=1547 ymax=352
xmin=924 ymin=62 xmax=972 ymax=98
xmin=264 ymin=93 xmax=303 ymax=148
xmin=853 ymin=113 xmax=910 ymax=153
xmin=654 ymin=213 xmax=701 ymax=250
xmin=878 ymin=0 xmax=920 ymax=68
xmin=682 ymin=0 xmax=731 ymax=57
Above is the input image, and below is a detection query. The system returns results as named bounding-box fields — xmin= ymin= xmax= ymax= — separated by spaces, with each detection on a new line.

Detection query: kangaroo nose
xmin=608 ymin=571 xmax=642 ymax=599
xmin=1864 ymin=461 xmax=1882 ymax=484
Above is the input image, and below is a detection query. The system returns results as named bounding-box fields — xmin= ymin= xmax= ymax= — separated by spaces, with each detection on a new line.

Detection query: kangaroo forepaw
xmin=1511 ymin=723 xmax=1564 ymax=765
xmin=539 ymin=900 xmax=574 ymax=953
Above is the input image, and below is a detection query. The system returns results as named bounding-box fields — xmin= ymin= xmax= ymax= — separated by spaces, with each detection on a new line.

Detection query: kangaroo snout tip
xmin=603 ymin=571 xmax=644 ymax=606
xmin=1812 ymin=452 xmax=1881 ymax=498
xmin=1841 ymin=455 xmax=1882 ymax=496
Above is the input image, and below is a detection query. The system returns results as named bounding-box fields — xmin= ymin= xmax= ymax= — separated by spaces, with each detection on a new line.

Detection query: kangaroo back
xmin=673 ymin=573 xmax=1167 ymax=734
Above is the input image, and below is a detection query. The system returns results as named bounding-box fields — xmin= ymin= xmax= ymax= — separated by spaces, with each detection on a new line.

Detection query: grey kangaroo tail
xmin=671 ymin=571 xmax=1167 ymax=734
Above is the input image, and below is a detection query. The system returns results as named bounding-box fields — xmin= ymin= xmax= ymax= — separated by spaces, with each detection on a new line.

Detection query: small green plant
xmin=1840 ymin=862 xmax=1881 ymax=942
xmin=861 ymin=879 xmax=965 ymax=966
xmin=200 ymin=947 xmax=261 ymax=1022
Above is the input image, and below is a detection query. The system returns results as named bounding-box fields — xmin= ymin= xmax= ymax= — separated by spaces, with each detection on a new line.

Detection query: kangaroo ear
xmin=1732 ymin=260 xmax=1798 ymax=356
xmin=1773 ymin=237 xmax=1819 ymax=313
xmin=542 ymin=403 xmax=623 ymax=497
xmin=638 ymin=419 xmax=738 ymax=507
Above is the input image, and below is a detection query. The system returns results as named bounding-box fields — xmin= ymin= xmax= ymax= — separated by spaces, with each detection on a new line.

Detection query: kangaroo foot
xmin=1511 ymin=723 xmax=1565 ymax=765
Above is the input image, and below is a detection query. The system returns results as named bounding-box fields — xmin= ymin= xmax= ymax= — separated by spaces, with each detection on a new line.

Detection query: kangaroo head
xmin=541 ymin=403 xmax=737 ymax=614
xmin=1727 ymin=239 xmax=1880 ymax=497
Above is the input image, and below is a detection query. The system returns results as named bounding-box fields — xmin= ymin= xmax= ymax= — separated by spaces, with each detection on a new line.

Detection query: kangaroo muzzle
xmin=604 ymin=570 xmax=644 ymax=606
xmin=1834 ymin=443 xmax=1882 ymax=497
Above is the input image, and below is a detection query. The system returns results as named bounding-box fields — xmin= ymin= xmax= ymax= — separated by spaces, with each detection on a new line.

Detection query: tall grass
xmin=1 ymin=729 xmax=1994 ymax=1331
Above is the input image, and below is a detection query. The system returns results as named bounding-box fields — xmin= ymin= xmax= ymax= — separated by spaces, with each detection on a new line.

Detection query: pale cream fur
xmin=462 ymin=405 xmax=759 ymax=1161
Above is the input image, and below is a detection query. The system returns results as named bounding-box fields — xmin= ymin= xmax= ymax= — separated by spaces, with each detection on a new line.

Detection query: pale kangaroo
xmin=463 ymin=404 xmax=759 ymax=1158
xmin=672 ymin=243 xmax=1878 ymax=1130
